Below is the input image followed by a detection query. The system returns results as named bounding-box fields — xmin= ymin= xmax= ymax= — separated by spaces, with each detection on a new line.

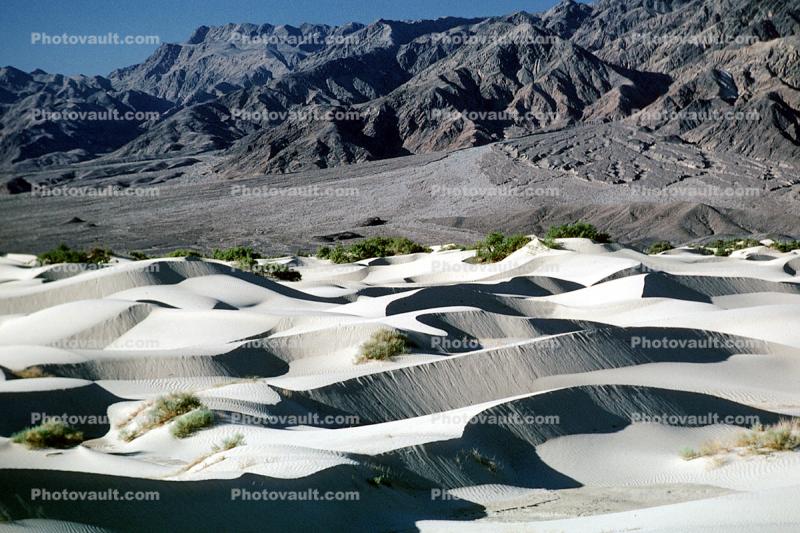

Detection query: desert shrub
xmin=367 ymin=466 xmax=395 ymax=487
xmin=121 ymin=393 xmax=205 ymax=441
xmin=12 ymin=366 xmax=50 ymax=379
xmin=150 ymin=393 xmax=202 ymax=425
xmin=167 ymin=249 xmax=202 ymax=258
xmin=327 ymin=245 xmax=350 ymax=263
xmin=770 ymin=241 xmax=800 ymax=253
xmin=320 ymin=237 xmax=430 ymax=264
xmin=539 ymin=237 xmax=562 ymax=250
xmin=129 ymin=251 xmax=150 ymax=260
xmin=472 ymin=232 xmax=531 ymax=263
xmin=212 ymin=433 xmax=246 ymax=453
xmin=647 ymin=241 xmax=674 ymax=255
xmin=12 ymin=421 xmax=84 ymax=449
xmin=469 ymin=449 xmax=498 ymax=473
xmin=681 ymin=419 xmax=800 ymax=460
xmin=358 ymin=329 xmax=410 ymax=362
xmin=707 ymin=238 xmax=761 ymax=256
xmin=171 ymin=408 xmax=214 ymax=438
xmin=680 ymin=447 xmax=700 ymax=460
xmin=546 ymin=222 xmax=611 ymax=243
xmin=212 ymin=246 xmax=261 ymax=263
xmin=37 ymin=244 xmax=112 ymax=265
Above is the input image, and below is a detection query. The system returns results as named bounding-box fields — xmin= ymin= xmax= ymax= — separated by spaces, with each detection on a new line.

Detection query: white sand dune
xmin=0 ymin=239 xmax=798 ymax=531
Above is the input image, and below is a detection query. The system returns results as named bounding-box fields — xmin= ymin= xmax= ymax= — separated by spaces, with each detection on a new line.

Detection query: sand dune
xmin=0 ymin=239 xmax=798 ymax=531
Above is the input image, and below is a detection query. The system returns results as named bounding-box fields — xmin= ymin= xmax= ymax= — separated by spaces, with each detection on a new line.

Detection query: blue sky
xmin=0 ymin=0 xmax=573 ymax=76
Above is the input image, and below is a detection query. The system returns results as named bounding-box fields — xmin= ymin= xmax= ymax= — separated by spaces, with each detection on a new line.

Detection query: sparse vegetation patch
xmin=472 ymin=232 xmax=531 ymax=263
xmin=171 ymin=408 xmax=214 ymax=438
xmin=546 ymin=222 xmax=611 ymax=243
xmin=167 ymin=249 xmax=203 ymax=258
xmin=12 ymin=421 xmax=84 ymax=449
xmin=357 ymin=329 xmax=410 ymax=363
xmin=317 ymin=237 xmax=429 ymax=264
xmin=119 ymin=393 xmax=210 ymax=441
xmin=647 ymin=241 xmax=673 ymax=255
xmin=680 ymin=419 xmax=800 ymax=462
xmin=37 ymin=244 xmax=112 ymax=265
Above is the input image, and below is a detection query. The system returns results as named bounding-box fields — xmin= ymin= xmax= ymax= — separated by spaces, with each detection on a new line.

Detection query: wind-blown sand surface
xmin=0 ymin=238 xmax=799 ymax=531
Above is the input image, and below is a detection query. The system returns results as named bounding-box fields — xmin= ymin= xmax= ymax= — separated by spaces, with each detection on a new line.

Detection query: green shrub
xmin=358 ymin=329 xmax=410 ymax=362
xmin=472 ymin=232 xmax=531 ymax=263
xmin=12 ymin=421 xmax=84 ymax=449
xmin=327 ymin=245 xmax=350 ymax=263
xmin=212 ymin=433 xmax=246 ymax=453
xmin=149 ymin=393 xmax=203 ymax=425
xmin=121 ymin=393 xmax=206 ymax=441
xmin=539 ymin=237 xmax=562 ymax=250
xmin=171 ymin=408 xmax=214 ymax=438
xmin=680 ymin=447 xmax=700 ymax=460
xmin=647 ymin=241 xmax=674 ymax=255
xmin=167 ymin=249 xmax=203 ymax=258
xmin=770 ymin=241 xmax=800 ymax=253
xmin=707 ymin=239 xmax=761 ymax=256
xmin=546 ymin=222 xmax=611 ymax=243
xmin=319 ymin=237 xmax=430 ymax=264
xmin=129 ymin=251 xmax=150 ymax=260
xmin=37 ymin=244 xmax=112 ymax=265
xmin=212 ymin=247 xmax=261 ymax=263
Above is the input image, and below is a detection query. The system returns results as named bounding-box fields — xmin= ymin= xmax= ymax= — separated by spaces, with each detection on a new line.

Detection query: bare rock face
xmin=0 ymin=68 xmax=172 ymax=169
xmin=0 ymin=176 xmax=32 ymax=194
xmin=0 ymin=0 xmax=798 ymax=173
xmin=107 ymin=23 xmax=361 ymax=105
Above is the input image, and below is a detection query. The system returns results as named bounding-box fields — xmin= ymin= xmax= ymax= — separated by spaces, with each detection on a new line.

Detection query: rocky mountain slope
xmin=0 ymin=0 xmax=797 ymax=177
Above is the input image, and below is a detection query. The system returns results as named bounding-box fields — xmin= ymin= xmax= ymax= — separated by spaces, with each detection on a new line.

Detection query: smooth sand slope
xmin=0 ymin=239 xmax=799 ymax=531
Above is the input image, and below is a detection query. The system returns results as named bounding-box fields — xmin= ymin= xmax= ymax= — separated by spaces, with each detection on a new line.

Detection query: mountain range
xmin=1 ymin=0 xmax=797 ymax=179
